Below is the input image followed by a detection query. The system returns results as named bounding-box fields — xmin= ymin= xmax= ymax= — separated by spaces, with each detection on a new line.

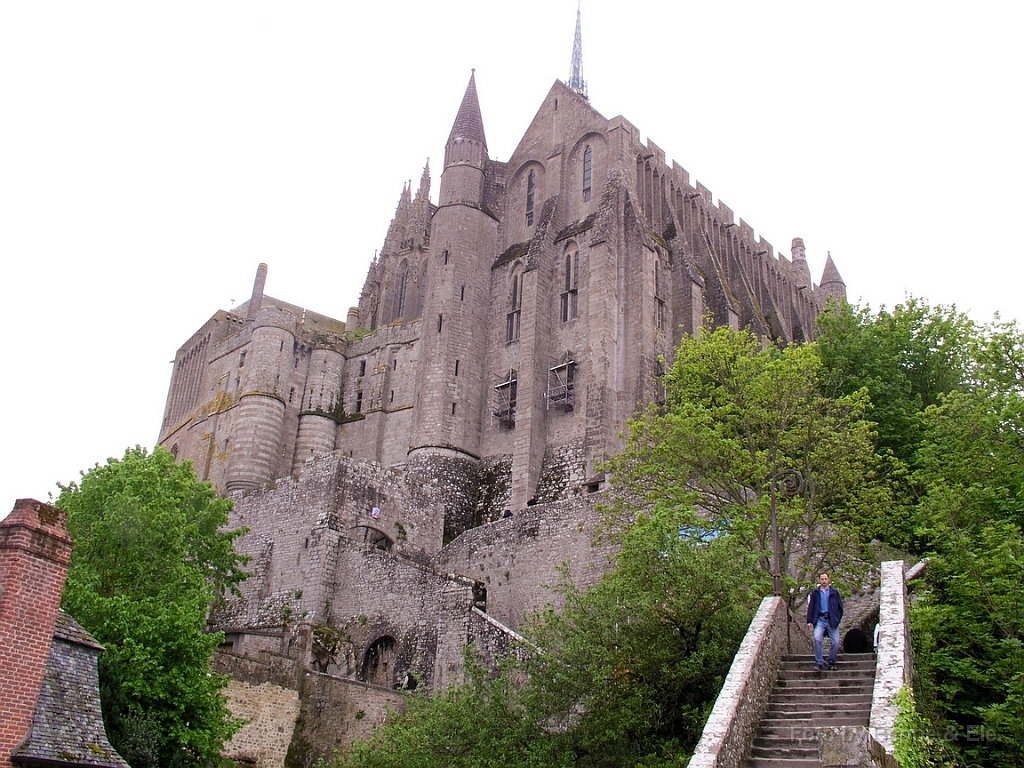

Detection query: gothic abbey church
xmin=157 ymin=20 xmax=845 ymax=759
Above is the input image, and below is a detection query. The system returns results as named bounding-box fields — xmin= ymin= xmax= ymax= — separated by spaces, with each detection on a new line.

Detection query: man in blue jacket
xmin=806 ymin=572 xmax=844 ymax=670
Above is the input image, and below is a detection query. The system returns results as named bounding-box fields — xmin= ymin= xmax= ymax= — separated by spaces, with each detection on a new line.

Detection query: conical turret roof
xmin=820 ymin=253 xmax=845 ymax=289
xmin=447 ymin=70 xmax=487 ymax=149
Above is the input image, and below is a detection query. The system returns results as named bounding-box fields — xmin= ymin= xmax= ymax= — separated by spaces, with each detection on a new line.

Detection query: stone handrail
xmin=689 ymin=596 xmax=811 ymax=768
xmin=868 ymin=559 xmax=913 ymax=754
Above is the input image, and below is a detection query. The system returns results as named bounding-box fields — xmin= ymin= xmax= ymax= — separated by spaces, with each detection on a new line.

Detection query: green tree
xmin=815 ymin=297 xmax=975 ymax=464
xmin=57 ymin=446 xmax=249 ymax=768
xmin=323 ymin=515 xmax=759 ymax=768
xmin=908 ymin=321 xmax=1024 ymax=766
xmin=602 ymin=325 xmax=886 ymax=595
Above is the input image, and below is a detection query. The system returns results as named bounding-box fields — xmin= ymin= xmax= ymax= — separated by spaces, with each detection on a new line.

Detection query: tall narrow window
xmin=395 ymin=269 xmax=408 ymax=320
xmin=418 ymin=264 xmax=427 ymax=318
xmin=582 ymin=146 xmax=592 ymax=202
xmin=355 ymin=390 xmax=363 ymax=413
xmin=506 ymin=271 xmax=523 ymax=342
xmin=655 ymin=259 xmax=666 ymax=330
xmin=560 ymin=249 xmax=580 ymax=322
xmin=526 ymin=170 xmax=536 ymax=226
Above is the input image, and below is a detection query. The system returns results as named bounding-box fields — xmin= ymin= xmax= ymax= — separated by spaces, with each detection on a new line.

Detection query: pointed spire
xmin=417 ymin=160 xmax=431 ymax=201
xmin=446 ymin=70 xmax=487 ymax=149
xmin=819 ymin=252 xmax=847 ymax=301
xmin=568 ymin=2 xmax=588 ymax=99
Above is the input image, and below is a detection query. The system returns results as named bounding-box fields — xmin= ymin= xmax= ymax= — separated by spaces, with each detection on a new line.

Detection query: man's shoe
xmin=815 ymin=664 xmax=825 ymax=671
xmin=827 ymin=663 xmax=837 ymax=671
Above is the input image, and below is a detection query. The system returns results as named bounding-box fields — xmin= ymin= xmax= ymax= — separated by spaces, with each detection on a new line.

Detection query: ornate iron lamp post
xmin=770 ymin=469 xmax=804 ymax=597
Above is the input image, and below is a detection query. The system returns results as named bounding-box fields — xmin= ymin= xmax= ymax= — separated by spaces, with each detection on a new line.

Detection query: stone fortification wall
xmin=213 ymin=650 xmax=407 ymax=768
xmin=222 ymin=679 xmax=301 ymax=768
xmin=436 ymin=494 xmax=615 ymax=632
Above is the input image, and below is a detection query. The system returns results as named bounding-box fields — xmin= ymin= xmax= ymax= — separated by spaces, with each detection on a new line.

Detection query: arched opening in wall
xmin=360 ymin=635 xmax=397 ymax=687
xmin=351 ymin=525 xmax=393 ymax=552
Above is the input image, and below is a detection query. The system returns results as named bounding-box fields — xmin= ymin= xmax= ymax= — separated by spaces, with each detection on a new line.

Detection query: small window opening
xmin=443 ymin=249 xmax=450 ymax=265
xmin=355 ymin=391 xmax=363 ymax=413
xmin=455 ymin=360 xmax=460 ymax=376
xmin=460 ymin=285 xmax=465 ymax=301
xmin=390 ymin=390 xmax=394 ymax=403
xmin=238 ymin=351 xmax=246 ymax=368
xmin=451 ymin=402 xmax=457 ymax=415
xmin=358 ymin=360 xmax=366 ymax=377
xmin=438 ymin=313 xmax=443 ymax=333
xmin=289 ymin=387 xmax=295 ymax=403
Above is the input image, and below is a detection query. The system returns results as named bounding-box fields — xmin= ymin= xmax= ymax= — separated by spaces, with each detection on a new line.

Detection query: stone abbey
xmin=157 ymin=20 xmax=846 ymax=763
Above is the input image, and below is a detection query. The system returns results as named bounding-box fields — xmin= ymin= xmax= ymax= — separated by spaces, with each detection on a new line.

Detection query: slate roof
xmin=11 ymin=610 xmax=129 ymax=768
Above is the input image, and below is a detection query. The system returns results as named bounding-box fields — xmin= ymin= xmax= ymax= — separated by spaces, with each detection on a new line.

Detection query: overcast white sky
xmin=2 ymin=1 xmax=1022 ymax=514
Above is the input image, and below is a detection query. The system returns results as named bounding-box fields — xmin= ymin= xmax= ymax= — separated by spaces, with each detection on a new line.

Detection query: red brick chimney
xmin=0 ymin=499 xmax=73 ymax=768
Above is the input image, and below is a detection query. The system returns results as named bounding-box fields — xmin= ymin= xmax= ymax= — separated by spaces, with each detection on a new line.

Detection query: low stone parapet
xmin=689 ymin=596 xmax=812 ymax=768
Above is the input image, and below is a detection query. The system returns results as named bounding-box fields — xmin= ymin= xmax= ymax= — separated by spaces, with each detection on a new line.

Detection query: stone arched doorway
xmin=360 ymin=636 xmax=397 ymax=687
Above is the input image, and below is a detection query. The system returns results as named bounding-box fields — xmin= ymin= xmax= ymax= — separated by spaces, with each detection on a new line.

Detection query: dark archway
xmin=351 ymin=525 xmax=393 ymax=552
xmin=360 ymin=636 xmax=397 ymax=687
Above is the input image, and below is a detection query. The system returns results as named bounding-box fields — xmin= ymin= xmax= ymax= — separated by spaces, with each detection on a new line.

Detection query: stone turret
xmin=409 ymin=72 xmax=499 ymax=540
xmin=226 ymin=268 xmax=298 ymax=493
xmin=292 ymin=347 xmax=345 ymax=475
xmin=439 ymin=71 xmax=488 ymax=207
xmin=820 ymin=253 xmax=847 ymax=301
xmin=790 ymin=237 xmax=812 ymax=289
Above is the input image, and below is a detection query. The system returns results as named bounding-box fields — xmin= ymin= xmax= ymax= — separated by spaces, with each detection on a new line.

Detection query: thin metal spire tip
xmin=568 ymin=2 xmax=588 ymax=100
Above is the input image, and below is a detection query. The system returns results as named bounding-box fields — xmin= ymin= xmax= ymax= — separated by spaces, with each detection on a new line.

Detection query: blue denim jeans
xmin=814 ymin=618 xmax=840 ymax=665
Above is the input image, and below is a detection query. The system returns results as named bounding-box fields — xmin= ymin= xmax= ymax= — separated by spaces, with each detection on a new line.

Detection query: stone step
xmin=759 ymin=715 xmax=870 ymax=735
xmin=767 ymin=698 xmax=872 ymax=714
xmin=747 ymin=755 xmax=821 ymax=768
xmin=781 ymin=656 xmax=876 ymax=670
xmin=774 ymin=684 xmax=872 ymax=696
xmin=751 ymin=742 xmax=818 ymax=759
xmin=778 ymin=666 xmax=875 ymax=679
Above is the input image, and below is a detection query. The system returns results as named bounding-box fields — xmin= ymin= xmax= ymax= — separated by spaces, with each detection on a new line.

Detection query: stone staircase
xmin=745 ymin=654 xmax=876 ymax=768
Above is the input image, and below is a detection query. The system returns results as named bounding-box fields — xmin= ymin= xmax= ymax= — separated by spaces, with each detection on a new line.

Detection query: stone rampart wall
xmin=222 ymin=679 xmax=301 ymax=768
xmin=436 ymin=494 xmax=615 ymax=632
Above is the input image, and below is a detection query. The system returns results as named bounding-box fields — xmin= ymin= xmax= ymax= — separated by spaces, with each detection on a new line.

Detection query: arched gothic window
xmin=582 ymin=146 xmax=593 ymax=202
xmin=393 ymin=261 xmax=408 ymax=321
xmin=506 ymin=269 xmax=523 ymax=342
xmin=526 ymin=170 xmax=536 ymax=227
xmin=655 ymin=259 xmax=666 ymax=330
xmin=561 ymin=248 xmax=580 ymax=322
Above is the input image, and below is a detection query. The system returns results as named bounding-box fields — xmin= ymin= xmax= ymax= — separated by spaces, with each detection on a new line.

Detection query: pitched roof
xmin=12 ymin=611 xmax=129 ymax=768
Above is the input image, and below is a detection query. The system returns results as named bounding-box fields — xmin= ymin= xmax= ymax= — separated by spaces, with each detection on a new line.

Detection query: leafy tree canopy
xmin=57 ymin=446 xmax=249 ymax=768
xmin=815 ymin=297 xmax=975 ymax=464
xmin=907 ymin=317 xmax=1024 ymax=765
xmin=602 ymin=324 xmax=886 ymax=595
